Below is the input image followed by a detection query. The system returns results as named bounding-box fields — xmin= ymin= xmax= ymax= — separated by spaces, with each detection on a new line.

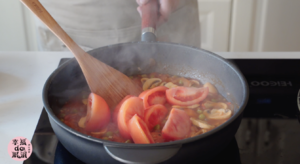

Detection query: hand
xmin=136 ymin=0 xmax=182 ymax=26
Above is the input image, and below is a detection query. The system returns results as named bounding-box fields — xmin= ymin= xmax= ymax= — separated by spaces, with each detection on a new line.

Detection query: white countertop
xmin=1 ymin=51 xmax=300 ymax=164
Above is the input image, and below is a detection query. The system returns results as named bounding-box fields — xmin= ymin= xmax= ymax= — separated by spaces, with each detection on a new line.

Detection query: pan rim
xmin=42 ymin=41 xmax=249 ymax=148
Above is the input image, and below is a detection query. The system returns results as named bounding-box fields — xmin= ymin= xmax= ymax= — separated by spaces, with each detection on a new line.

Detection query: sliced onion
xmin=203 ymin=109 xmax=232 ymax=120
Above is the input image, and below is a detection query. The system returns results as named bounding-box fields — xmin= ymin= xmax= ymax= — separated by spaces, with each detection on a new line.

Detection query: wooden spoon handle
xmin=21 ymin=0 xmax=143 ymax=108
xmin=20 ymin=0 xmax=85 ymax=58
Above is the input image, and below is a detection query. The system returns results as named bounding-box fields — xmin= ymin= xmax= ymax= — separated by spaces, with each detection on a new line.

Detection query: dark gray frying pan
xmin=43 ymin=1 xmax=248 ymax=163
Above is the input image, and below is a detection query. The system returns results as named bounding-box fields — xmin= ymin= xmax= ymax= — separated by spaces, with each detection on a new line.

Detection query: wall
xmin=1 ymin=0 xmax=300 ymax=52
xmin=1 ymin=1 xmax=26 ymax=51
xmin=230 ymin=0 xmax=300 ymax=52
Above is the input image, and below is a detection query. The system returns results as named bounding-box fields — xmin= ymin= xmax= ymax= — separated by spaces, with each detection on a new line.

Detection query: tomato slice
xmin=138 ymin=90 xmax=149 ymax=99
xmin=166 ymin=87 xmax=209 ymax=106
xmin=139 ymin=86 xmax=168 ymax=109
xmin=144 ymin=104 xmax=168 ymax=130
xmin=128 ymin=114 xmax=154 ymax=144
xmin=118 ymin=97 xmax=144 ymax=139
xmin=84 ymin=93 xmax=110 ymax=132
xmin=162 ymin=108 xmax=191 ymax=141
xmin=112 ymin=95 xmax=133 ymax=124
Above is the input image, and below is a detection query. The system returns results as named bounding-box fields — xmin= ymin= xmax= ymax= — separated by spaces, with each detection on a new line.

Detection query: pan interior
xmin=45 ymin=42 xmax=247 ymax=142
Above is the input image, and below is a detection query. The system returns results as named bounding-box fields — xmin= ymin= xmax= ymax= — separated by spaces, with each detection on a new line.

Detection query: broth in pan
xmin=57 ymin=73 xmax=233 ymax=144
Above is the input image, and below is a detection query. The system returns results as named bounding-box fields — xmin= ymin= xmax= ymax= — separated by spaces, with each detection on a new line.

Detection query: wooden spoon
xmin=21 ymin=0 xmax=142 ymax=107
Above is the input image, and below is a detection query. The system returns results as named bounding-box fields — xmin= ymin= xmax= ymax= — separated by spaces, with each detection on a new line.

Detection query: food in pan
xmin=57 ymin=73 xmax=233 ymax=144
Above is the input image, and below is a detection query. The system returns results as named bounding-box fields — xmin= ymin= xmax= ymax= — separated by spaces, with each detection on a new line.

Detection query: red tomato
xmin=112 ymin=95 xmax=133 ymax=124
xmin=139 ymin=86 xmax=168 ymax=109
xmin=84 ymin=93 xmax=110 ymax=132
xmin=128 ymin=114 xmax=154 ymax=144
xmin=166 ymin=87 xmax=209 ymax=106
xmin=144 ymin=104 xmax=168 ymax=130
xmin=118 ymin=97 xmax=144 ymax=139
xmin=138 ymin=90 xmax=149 ymax=99
xmin=162 ymin=108 xmax=191 ymax=141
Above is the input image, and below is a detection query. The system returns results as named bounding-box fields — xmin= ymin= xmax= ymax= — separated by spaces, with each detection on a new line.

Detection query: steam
xmin=47 ymin=43 xmax=159 ymax=112
xmin=46 ymin=0 xmax=239 ymax=116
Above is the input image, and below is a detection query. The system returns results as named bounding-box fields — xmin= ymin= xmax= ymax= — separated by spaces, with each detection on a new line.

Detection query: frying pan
xmin=43 ymin=1 xmax=248 ymax=163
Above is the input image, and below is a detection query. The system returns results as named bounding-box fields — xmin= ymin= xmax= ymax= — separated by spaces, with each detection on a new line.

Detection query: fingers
xmin=136 ymin=0 xmax=150 ymax=6
xmin=158 ymin=0 xmax=181 ymax=25
xmin=137 ymin=0 xmax=181 ymax=26
xmin=136 ymin=0 xmax=150 ymax=17
xmin=158 ymin=0 xmax=172 ymax=19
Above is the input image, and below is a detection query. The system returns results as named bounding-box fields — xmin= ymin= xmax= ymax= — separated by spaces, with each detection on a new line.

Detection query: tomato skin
xmin=84 ymin=93 xmax=110 ymax=132
xmin=118 ymin=97 xmax=144 ymax=139
xmin=128 ymin=114 xmax=154 ymax=144
xmin=138 ymin=90 xmax=149 ymax=99
xmin=139 ymin=86 xmax=168 ymax=109
xmin=166 ymin=87 xmax=209 ymax=106
xmin=112 ymin=95 xmax=133 ymax=124
xmin=162 ymin=108 xmax=191 ymax=141
xmin=144 ymin=104 xmax=168 ymax=130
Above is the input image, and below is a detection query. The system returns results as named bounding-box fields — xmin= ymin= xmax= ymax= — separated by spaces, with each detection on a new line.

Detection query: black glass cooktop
xmin=24 ymin=58 xmax=300 ymax=164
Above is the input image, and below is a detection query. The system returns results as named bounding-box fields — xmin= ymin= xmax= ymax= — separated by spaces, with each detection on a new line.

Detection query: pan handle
xmin=141 ymin=0 xmax=159 ymax=42
xmin=104 ymin=144 xmax=181 ymax=164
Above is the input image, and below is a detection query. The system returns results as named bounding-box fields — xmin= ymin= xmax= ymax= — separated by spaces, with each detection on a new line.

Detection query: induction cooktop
xmin=24 ymin=58 xmax=300 ymax=164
